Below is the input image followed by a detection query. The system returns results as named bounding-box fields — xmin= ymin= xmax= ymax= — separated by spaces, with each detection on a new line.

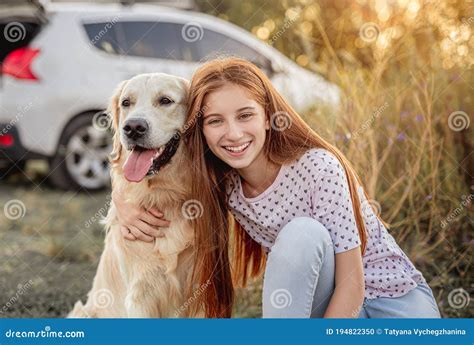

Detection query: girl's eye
xmin=159 ymin=97 xmax=174 ymax=105
xmin=121 ymin=99 xmax=130 ymax=107
xmin=239 ymin=113 xmax=253 ymax=120
xmin=207 ymin=119 xmax=222 ymax=125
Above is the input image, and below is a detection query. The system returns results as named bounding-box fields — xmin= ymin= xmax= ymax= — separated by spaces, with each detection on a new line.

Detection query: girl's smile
xmin=222 ymin=140 xmax=252 ymax=156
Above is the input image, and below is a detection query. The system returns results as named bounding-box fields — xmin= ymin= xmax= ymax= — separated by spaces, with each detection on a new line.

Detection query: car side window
xmin=114 ymin=21 xmax=192 ymax=61
xmin=83 ymin=22 xmax=122 ymax=55
xmin=186 ymin=28 xmax=270 ymax=70
xmin=83 ymin=20 xmax=271 ymax=71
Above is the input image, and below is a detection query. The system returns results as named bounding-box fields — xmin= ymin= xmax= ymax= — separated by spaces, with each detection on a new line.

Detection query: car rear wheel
xmin=49 ymin=112 xmax=112 ymax=191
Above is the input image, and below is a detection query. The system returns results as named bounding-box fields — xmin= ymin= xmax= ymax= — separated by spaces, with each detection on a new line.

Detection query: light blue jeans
xmin=262 ymin=217 xmax=441 ymax=318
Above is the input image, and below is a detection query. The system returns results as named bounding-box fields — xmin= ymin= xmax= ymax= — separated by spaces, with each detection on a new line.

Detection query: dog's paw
xmin=67 ymin=300 xmax=94 ymax=318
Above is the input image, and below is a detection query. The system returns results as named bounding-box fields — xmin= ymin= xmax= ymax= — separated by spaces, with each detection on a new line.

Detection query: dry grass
xmin=302 ymin=2 xmax=473 ymax=318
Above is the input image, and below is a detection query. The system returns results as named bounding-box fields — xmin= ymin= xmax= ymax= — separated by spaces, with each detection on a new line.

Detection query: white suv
xmin=0 ymin=2 xmax=340 ymax=191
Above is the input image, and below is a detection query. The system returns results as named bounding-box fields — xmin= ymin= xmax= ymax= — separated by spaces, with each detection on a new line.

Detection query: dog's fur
xmin=68 ymin=74 xmax=202 ymax=318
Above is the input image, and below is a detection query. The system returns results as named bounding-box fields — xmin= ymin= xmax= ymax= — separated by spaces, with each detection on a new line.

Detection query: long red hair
xmin=183 ymin=57 xmax=377 ymax=317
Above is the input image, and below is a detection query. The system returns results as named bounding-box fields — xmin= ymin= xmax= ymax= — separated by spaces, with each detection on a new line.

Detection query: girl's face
xmin=202 ymin=83 xmax=270 ymax=170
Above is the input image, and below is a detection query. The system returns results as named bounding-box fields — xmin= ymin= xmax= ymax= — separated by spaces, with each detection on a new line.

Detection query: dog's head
xmin=108 ymin=73 xmax=190 ymax=182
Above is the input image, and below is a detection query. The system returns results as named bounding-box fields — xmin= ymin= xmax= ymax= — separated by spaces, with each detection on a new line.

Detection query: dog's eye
xmin=121 ymin=99 xmax=130 ymax=107
xmin=159 ymin=97 xmax=174 ymax=105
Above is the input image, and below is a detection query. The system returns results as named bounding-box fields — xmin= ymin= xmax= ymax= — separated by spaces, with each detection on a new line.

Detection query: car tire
xmin=48 ymin=112 xmax=112 ymax=191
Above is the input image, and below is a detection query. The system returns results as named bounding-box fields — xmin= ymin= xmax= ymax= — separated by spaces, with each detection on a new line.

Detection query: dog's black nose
xmin=123 ymin=118 xmax=149 ymax=139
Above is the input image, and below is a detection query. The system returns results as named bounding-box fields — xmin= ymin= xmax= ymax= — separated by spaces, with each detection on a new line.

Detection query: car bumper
xmin=0 ymin=123 xmax=44 ymax=163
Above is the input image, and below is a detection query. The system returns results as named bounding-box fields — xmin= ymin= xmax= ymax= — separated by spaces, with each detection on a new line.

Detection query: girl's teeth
xmin=225 ymin=142 xmax=250 ymax=153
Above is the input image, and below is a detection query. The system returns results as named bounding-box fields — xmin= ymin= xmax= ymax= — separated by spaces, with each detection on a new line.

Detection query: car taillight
xmin=2 ymin=47 xmax=40 ymax=81
xmin=0 ymin=134 xmax=14 ymax=147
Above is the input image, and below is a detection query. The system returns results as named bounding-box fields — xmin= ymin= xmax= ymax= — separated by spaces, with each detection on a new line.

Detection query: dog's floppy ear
xmin=179 ymin=77 xmax=191 ymax=144
xmin=181 ymin=78 xmax=190 ymax=95
xmin=108 ymin=79 xmax=128 ymax=166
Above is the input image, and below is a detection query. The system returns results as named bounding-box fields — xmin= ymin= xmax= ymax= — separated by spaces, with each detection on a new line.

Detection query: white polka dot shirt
xmin=226 ymin=148 xmax=426 ymax=299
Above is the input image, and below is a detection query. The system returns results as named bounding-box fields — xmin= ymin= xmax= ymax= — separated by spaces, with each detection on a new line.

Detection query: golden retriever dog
xmin=68 ymin=73 xmax=202 ymax=318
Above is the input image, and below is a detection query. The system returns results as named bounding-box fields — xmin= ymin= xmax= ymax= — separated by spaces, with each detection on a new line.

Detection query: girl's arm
xmin=323 ymin=246 xmax=365 ymax=318
xmin=306 ymin=150 xmax=366 ymax=317
xmin=111 ymin=189 xmax=170 ymax=242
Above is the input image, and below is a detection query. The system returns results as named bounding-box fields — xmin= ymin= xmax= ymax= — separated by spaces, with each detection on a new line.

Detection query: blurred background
xmin=0 ymin=0 xmax=472 ymax=318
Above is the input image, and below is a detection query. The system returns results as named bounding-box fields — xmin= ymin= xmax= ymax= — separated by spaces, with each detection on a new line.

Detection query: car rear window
xmin=0 ymin=21 xmax=42 ymax=63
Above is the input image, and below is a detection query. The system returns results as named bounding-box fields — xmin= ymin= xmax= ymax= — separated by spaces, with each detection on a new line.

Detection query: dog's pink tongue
xmin=123 ymin=148 xmax=156 ymax=182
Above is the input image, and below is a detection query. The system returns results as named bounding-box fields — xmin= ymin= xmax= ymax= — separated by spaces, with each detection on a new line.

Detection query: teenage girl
xmin=111 ymin=58 xmax=441 ymax=318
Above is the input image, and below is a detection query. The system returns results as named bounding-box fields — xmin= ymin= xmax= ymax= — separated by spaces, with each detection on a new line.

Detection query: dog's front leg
xmin=124 ymin=279 xmax=162 ymax=318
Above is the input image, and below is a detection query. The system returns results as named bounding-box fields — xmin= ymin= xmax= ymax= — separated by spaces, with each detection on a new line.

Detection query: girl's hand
xmin=111 ymin=189 xmax=171 ymax=242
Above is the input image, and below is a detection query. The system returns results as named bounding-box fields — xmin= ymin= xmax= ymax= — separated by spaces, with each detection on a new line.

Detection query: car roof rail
xmin=120 ymin=0 xmax=197 ymax=10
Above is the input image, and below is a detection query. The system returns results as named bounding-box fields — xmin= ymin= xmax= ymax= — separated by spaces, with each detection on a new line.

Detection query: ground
xmin=0 ymin=161 xmax=262 ymax=318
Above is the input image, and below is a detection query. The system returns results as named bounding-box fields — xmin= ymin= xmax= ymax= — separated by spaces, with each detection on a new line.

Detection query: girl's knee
xmin=270 ymin=217 xmax=333 ymax=262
